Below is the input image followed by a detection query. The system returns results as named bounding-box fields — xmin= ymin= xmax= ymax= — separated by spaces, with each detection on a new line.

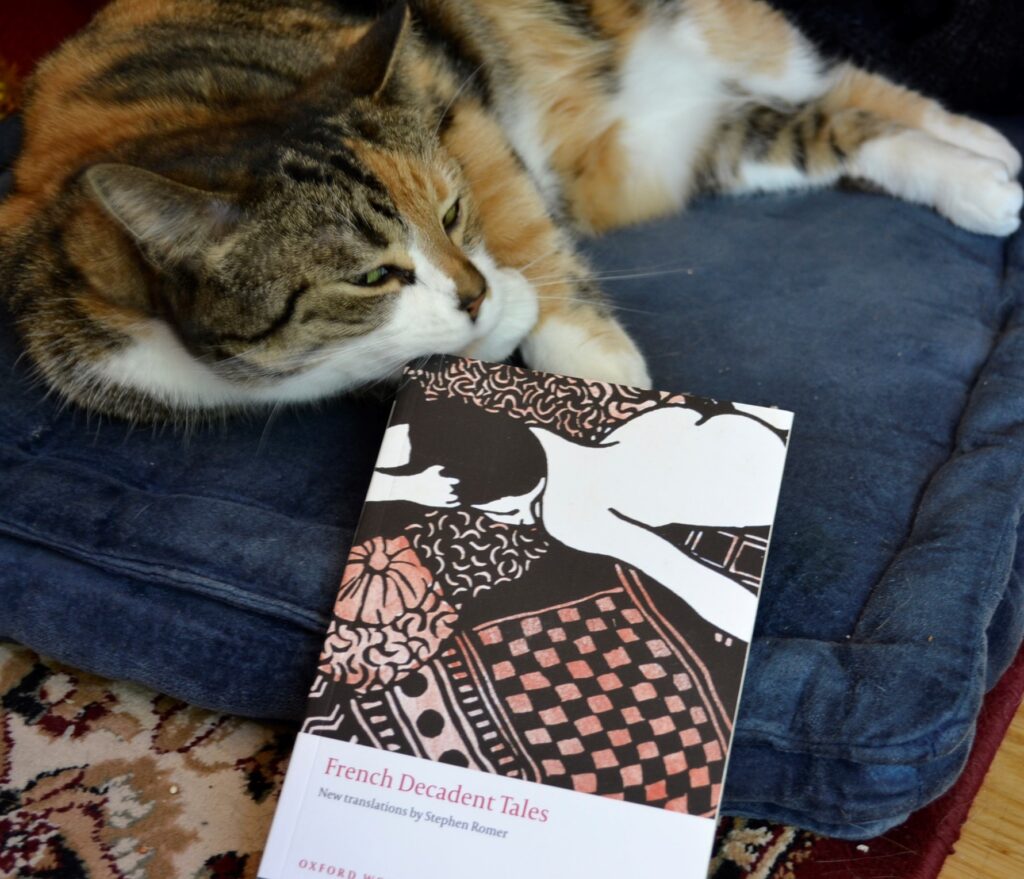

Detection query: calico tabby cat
xmin=1 ymin=0 xmax=1020 ymax=422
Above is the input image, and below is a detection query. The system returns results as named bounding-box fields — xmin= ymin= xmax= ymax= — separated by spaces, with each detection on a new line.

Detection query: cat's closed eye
xmin=350 ymin=266 xmax=413 ymax=288
xmin=442 ymin=199 xmax=460 ymax=232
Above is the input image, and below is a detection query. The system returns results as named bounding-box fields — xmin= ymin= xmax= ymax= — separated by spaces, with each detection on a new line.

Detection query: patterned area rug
xmin=2 ymin=639 xmax=1022 ymax=878
xmin=0 ymin=642 xmax=292 ymax=878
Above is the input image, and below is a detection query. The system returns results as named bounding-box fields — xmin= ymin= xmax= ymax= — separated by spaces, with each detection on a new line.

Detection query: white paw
xmin=521 ymin=315 xmax=652 ymax=388
xmin=936 ymin=154 xmax=1023 ymax=237
xmin=855 ymin=130 xmax=1023 ymax=237
xmin=925 ymin=109 xmax=1022 ymax=177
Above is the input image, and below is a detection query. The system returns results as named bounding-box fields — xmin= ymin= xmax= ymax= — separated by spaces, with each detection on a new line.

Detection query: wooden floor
xmin=938 ymin=699 xmax=1024 ymax=879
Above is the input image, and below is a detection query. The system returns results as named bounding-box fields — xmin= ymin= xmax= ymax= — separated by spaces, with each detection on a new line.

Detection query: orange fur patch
xmin=825 ymin=65 xmax=933 ymax=128
xmin=687 ymin=0 xmax=794 ymax=75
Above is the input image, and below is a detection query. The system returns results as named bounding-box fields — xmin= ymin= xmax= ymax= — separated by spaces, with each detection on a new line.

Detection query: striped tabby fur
xmin=0 ymin=0 xmax=1020 ymax=422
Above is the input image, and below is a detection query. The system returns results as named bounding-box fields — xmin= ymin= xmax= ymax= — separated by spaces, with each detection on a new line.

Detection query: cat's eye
xmin=442 ymin=199 xmax=460 ymax=231
xmin=355 ymin=266 xmax=390 ymax=286
xmin=350 ymin=265 xmax=414 ymax=287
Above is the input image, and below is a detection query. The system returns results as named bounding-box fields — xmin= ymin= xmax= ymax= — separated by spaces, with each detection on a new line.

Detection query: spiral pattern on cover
xmin=408 ymin=358 xmax=687 ymax=443
xmin=407 ymin=510 xmax=549 ymax=601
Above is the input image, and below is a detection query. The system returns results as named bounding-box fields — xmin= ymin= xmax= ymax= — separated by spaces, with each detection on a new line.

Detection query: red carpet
xmin=808 ymin=646 xmax=1024 ymax=878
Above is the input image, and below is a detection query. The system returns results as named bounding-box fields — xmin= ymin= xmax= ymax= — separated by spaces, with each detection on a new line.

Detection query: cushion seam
xmin=0 ymin=517 xmax=328 ymax=632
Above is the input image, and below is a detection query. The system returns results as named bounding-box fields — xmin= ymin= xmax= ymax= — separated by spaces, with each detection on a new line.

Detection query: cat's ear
xmin=341 ymin=2 xmax=410 ymax=98
xmin=84 ymin=163 xmax=238 ymax=263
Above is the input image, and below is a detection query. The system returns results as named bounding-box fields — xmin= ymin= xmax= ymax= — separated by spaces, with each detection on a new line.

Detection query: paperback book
xmin=260 ymin=356 xmax=792 ymax=879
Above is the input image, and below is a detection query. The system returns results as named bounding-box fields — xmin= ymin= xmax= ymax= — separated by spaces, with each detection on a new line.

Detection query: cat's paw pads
xmin=938 ymin=155 xmax=1023 ymax=237
xmin=521 ymin=316 xmax=652 ymax=388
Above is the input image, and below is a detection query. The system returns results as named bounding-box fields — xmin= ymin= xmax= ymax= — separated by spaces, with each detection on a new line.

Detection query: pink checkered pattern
xmin=473 ymin=588 xmax=726 ymax=815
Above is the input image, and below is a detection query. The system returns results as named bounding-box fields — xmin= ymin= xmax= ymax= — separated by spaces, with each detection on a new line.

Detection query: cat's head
xmin=79 ymin=4 xmax=535 ymax=415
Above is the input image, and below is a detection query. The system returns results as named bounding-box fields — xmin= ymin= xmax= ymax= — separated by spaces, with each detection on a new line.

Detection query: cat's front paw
xmin=924 ymin=109 xmax=1022 ymax=178
xmin=521 ymin=315 xmax=652 ymax=388
xmin=937 ymin=153 xmax=1023 ymax=237
xmin=857 ymin=130 xmax=1022 ymax=238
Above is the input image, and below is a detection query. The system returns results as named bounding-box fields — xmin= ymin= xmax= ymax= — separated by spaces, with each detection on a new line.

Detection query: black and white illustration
xmin=306 ymin=357 xmax=791 ymax=818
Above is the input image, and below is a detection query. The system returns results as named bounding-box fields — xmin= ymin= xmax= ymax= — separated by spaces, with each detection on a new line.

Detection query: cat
xmin=0 ymin=0 xmax=1020 ymax=423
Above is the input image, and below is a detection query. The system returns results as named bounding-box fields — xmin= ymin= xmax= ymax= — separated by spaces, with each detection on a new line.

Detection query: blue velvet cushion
xmin=1 ymin=117 xmax=1022 ymax=839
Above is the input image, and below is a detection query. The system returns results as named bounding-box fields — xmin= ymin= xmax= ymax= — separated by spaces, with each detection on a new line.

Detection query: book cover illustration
xmin=261 ymin=356 xmax=791 ymax=879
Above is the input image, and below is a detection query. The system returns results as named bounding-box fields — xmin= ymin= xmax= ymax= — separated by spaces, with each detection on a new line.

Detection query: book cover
xmin=259 ymin=356 xmax=792 ymax=879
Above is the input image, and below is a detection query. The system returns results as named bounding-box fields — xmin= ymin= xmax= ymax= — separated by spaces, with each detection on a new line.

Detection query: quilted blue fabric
xmin=1 ymin=117 xmax=1022 ymax=838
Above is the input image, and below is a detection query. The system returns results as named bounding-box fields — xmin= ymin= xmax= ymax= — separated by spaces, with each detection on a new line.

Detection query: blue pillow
xmin=1 ymin=116 xmax=1022 ymax=838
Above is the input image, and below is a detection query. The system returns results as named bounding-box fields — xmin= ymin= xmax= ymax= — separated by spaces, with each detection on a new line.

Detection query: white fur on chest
xmin=609 ymin=19 xmax=730 ymax=203
xmin=497 ymin=91 xmax=563 ymax=204
xmin=563 ymin=15 xmax=829 ymax=206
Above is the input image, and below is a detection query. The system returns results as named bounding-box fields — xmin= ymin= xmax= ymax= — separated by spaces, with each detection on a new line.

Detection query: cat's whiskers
xmin=522 ymin=262 xmax=694 ymax=286
xmin=431 ymin=62 xmax=486 ymax=140
xmin=532 ymin=294 xmax=659 ymax=318
xmin=514 ymin=245 xmax=563 ymax=277
xmin=526 ymin=271 xmax=694 ymax=291
xmin=256 ymin=398 xmax=287 ymax=453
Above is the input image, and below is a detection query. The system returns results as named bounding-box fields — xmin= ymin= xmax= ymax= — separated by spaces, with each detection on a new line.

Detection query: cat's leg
xmin=689 ymin=0 xmax=1022 ymax=236
xmin=701 ymin=71 xmax=1022 ymax=237
xmin=828 ymin=67 xmax=1021 ymax=178
xmin=442 ymin=102 xmax=651 ymax=387
xmin=691 ymin=0 xmax=1017 ymax=173
xmin=534 ymin=0 xmax=1019 ymax=235
xmin=827 ymin=67 xmax=1021 ymax=235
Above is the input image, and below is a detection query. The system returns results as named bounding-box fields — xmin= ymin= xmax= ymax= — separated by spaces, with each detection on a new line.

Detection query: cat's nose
xmin=459 ymin=285 xmax=487 ymax=321
xmin=456 ymin=265 xmax=488 ymax=321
